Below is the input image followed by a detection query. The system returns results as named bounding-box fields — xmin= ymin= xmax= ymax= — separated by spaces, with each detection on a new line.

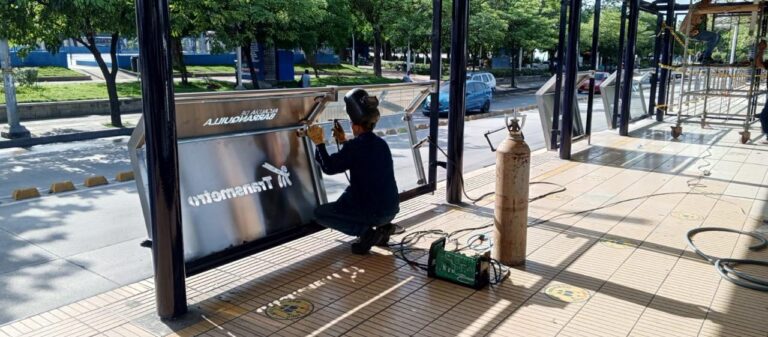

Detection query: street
xmin=0 ymin=90 xmax=611 ymax=324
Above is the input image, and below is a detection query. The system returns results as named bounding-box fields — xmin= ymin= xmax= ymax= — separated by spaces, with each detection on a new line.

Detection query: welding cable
xmin=426 ymin=137 xmax=567 ymax=203
xmin=388 ymin=224 xmax=495 ymax=271
xmin=333 ymin=137 xmax=351 ymax=184
xmin=387 ymin=224 xmax=512 ymax=286
xmin=686 ymin=227 xmax=768 ymax=292
xmin=489 ymin=258 xmax=510 ymax=285
xmin=527 ymin=191 xmax=725 ymax=227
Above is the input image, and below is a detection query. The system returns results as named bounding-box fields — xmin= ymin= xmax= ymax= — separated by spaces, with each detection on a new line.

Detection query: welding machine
xmin=427 ymin=237 xmax=490 ymax=289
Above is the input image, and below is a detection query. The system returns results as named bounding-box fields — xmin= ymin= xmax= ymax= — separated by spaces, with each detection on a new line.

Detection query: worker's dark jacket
xmin=314 ymin=131 xmax=399 ymax=217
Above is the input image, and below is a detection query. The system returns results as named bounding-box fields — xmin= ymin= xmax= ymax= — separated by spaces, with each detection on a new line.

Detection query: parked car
xmin=578 ymin=71 xmax=609 ymax=94
xmin=467 ymin=72 xmax=497 ymax=92
xmin=422 ymin=81 xmax=493 ymax=116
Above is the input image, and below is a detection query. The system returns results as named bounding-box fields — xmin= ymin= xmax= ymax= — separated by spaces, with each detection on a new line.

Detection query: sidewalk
xmin=1 ymin=118 xmax=766 ymax=336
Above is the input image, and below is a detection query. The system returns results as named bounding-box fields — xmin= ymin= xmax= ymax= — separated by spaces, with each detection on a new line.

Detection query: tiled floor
xmin=2 ymin=118 xmax=768 ymax=337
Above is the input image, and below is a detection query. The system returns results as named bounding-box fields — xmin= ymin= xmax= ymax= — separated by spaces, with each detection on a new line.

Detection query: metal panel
xmin=135 ymin=130 xmax=319 ymax=263
xmin=179 ymin=132 xmax=316 ymax=262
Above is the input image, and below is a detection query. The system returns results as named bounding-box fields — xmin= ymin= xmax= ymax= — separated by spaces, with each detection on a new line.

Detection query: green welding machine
xmin=427 ymin=237 xmax=490 ymax=289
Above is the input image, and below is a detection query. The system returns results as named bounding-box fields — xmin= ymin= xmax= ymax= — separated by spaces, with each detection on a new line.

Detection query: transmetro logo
xmin=186 ymin=162 xmax=292 ymax=207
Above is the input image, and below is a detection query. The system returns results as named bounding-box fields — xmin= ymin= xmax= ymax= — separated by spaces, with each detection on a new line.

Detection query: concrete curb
xmin=84 ymin=176 xmax=109 ymax=187
xmin=12 ymin=188 xmax=41 ymax=201
xmin=466 ymin=104 xmax=538 ymax=121
xmin=0 ymin=99 xmax=142 ymax=124
xmin=49 ymin=181 xmax=76 ymax=194
xmin=38 ymin=75 xmax=92 ymax=82
xmin=0 ymin=128 xmax=135 ymax=150
xmin=116 ymin=171 xmax=135 ymax=182
xmin=3 ymin=175 xmax=131 ymax=204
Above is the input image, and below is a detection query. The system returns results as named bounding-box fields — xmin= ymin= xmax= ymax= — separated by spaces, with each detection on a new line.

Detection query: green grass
xmin=1 ymin=80 xmax=234 ymax=104
xmin=283 ymin=75 xmax=402 ymax=88
xmin=33 ymin=66 xmax=85 ymax=78
xmin=186 ymin=65 xmax=235 ymax=73
xmin=1 ymin=75 xmax=398 ymax=104
xmin=313 ymin=76 xmax=400 ymax=86
xmin=294 ymin=63 xmax=372 ymax=76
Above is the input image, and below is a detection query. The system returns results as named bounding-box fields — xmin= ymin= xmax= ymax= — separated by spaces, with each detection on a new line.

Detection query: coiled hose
xmin=686 ymin=227 xmax=768 ymax=291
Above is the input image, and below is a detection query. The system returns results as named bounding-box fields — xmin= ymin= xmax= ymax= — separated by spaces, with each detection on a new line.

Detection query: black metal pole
xmin=446 ymin=0 xmax=469 ymax=204
xmin=551 ymin=0 xmax=569 ymax=150
xmin=135 ymin=0 xmax=187 ymax=319
xmin=612 ymin=0 xmax=628 ymax=129
xmin=428 ymin=0 xmax=442 ymax=188
xmin=619 ymin=0 xmax=640 ymax=136
xmin=648 ymin=14 xmax=663 ymax=117
xmin=657 ymin=0 xmax=674 ymax=122
xmin=586 ymin=0 xmax=602 ymax=142
xmin=560 ymin=0 xmax=582 ymax=160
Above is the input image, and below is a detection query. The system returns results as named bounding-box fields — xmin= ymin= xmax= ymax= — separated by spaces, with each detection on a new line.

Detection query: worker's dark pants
xmin=760 ymin=103 xmax=768 ymax=139
xmin=314 ymin=202 xmax=395 ymax=237
xmin=692 ymin=31 xmax=720 ymax=59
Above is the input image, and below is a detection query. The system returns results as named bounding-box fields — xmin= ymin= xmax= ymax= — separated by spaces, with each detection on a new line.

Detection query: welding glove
xmin=307 ymin=125 xmax=325 ymax=145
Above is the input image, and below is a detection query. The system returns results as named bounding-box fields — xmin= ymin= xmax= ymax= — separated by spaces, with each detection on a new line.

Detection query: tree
xmin=0 ymin=0 xmax=38 ymax=47
xmin=500 ymin=0 xmax=558 ymax=86
xmin=170 ymin=0 xmax=209 ymax=85
xmin=34 ymin=0 xmax=135 ymax=127
xmin=383 ymin=0 xmax=432 ymax=71
xmin=297 ymin=0 xmax=353 ymax=78
xmin=580 ymin=4 xmax=657 ymax=69
xmin=205 ymin=0 xmax=326 ymax=88
xmin=467 ymin=1 xmax=507 ymax=70
xmin=350 ymin=0 xmax=393 ymax=77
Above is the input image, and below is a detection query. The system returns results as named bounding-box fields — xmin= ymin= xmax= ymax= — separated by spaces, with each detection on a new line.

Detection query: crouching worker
xmin=306 ymin=89 xmax=399 ymax=254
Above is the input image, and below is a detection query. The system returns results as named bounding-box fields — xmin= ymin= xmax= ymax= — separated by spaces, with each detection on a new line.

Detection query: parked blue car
xmin=422 ymin=80 xmax=493 ymax=116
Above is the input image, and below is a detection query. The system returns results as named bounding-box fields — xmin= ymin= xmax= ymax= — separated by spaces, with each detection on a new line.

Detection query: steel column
xmin=560 ymin=0 xmax=583 ymax=160
xmin=648 ymin=15 xmax=663 ymax=117
xmin=657 ymin=0 xmax=675 ymax=121
xmin=428 ymin=0 xmax=442 ymax=189
xmin=135 ymin=0 xmax=187 ymax=319
xmin=619 ymin=0 xmax=640 ymax=136
xmin=612 ymin=1 xmax=628 ymax=129
xmin=586 ymin=0 xmax=602 ymax=143
xmin=446 ymin=0 xmax=469 ymax=204
xmin=551 ymin=0 xmax=569 ymax=150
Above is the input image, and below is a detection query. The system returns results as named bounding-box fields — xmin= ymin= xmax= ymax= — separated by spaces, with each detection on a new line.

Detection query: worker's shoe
xmin=351 ymin=226 xmax=384 ymax=254
xmin=375 ymin=223 xmax=395 ymax=247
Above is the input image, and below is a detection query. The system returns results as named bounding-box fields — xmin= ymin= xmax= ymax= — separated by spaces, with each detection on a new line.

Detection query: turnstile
xmin=535 ymin=72 xmax=589 ymax=150
xmin=600 ymin=68 xmax=654 ymax=128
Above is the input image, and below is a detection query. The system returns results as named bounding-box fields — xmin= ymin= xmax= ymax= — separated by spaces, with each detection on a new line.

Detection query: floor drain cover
xmin=671 ymin=211 xmax=703 ymax=221
xmin=544 ymin=285 xmax=591 ymax=303
xmin=265 ymin=299 xmax=314 ymax=320
xmin=599 ymin=238 xmax=636 ymax=249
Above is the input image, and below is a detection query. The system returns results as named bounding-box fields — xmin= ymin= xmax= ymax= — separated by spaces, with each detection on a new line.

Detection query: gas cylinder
xmin=492 ymin=119 xmax=530 ymax=266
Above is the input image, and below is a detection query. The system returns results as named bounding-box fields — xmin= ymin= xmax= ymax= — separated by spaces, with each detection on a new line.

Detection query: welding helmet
xmin=344 ymin=88 xmax=380 ymax=129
